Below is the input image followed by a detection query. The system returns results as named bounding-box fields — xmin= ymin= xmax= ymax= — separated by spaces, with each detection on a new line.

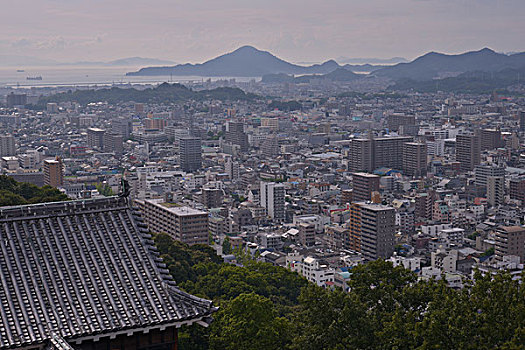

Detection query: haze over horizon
xmin=1 ymin=0 xmax=524 ymax=65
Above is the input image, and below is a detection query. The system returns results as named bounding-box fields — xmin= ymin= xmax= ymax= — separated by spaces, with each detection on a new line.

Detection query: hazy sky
xmin=1 ymin=0 xmax=524 ymax=63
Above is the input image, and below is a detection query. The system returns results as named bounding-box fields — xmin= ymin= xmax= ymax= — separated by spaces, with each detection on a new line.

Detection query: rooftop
xmin=0 ymin=196 xmax=214 ymax=349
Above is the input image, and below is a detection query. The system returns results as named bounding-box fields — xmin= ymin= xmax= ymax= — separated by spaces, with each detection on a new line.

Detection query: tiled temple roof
xmin=0 ymin=196 xmax=215 ymax=349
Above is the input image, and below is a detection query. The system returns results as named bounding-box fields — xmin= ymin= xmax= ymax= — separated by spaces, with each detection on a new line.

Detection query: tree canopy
xmin=0 ymin=175 xmax=69 ymax=207
xmin=153 ymin=233 xmax=525 ymax=350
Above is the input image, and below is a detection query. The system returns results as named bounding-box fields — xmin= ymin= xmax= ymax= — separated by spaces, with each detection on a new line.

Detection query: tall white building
xmin=0 ymin=135 xmax=16 ymax=157
xmin=225 ymin=157 xmax=240 ymax=180
xmin=260 ymin=182 xmax=285 ymax=222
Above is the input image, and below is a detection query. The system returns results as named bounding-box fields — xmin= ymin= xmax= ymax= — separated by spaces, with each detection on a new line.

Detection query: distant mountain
xmin=127 ymin=46 xmax=344 ymax=77
xmin=390 ymin=65 xmax=525 ymax=94
xmin=66 ymin=57 xmax=176 ymax=67
xmin=337 ymin=56 xmax=408 ymax=65
xmin=102 ymin=57 xmax=176 ymax=66
xmin=343 ymin=63 xmax=385 ymax=73
xmin=262 ymin=67 xmax=361 ymax=84
xmin=0 ymin=56 xmax=175 ymax=67
xmin=374 ymin=48 xmax=525 ymax=80
xmin=0 ymin=55 xmax=59 ymax=67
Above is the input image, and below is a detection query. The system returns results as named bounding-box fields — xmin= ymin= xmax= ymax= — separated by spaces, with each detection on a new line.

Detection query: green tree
xmin=209 ymin=293 xmax=291 ymax=350
xmin=222 ymin=237 xmax=231 ymax=255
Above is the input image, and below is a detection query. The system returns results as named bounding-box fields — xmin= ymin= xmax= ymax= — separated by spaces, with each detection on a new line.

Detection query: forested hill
xmin=0 ymin=175 xmax=69 ymax=206
xmin=31 ymin=83 xmax=259 ymax=108
xmin=154 ymin=233 xmax=525 ymax=350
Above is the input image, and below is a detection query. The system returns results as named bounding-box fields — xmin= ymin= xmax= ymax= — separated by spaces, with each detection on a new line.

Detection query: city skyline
xmin=1 ymin=0 xmax=524 ymax=64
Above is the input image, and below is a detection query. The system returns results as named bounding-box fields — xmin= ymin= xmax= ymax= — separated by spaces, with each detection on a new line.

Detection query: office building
xmin=456 ymin=133 xmax=481 ymax=172
xmin=495 ymin=226 xmax=525 ymax=262
xmin=0 ymin=134 xmax=16 ymax=156
xmin=43 ymin=158 xmax=64 ymax=188
xmin=352 ymin=172 xmax=380 ymax=202
xmin=87 ymin=127 xmax=105 ymax=150
xmin=225 ymin=121 xmax=249 ymax=152
xmin=137 ymin=199 xmax=209 ymax=245
xmin=520 ymin=111 xmax=525 ymax=132
xmin=402 ymin=142 xmax=427 ymax=177
xmin=349 ymin=202 xmax=396 ymax=261
xmin=179 ymin=136 xmax=202 ymax=172
xmin=260 ymin=182 xmax=285 ymax=222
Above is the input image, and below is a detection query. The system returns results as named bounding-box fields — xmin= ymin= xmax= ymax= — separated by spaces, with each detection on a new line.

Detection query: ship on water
xmin=26 ymin=76 xmax=43 ymax=80
xmin=16 ymin=69 xmax=25 ymax=72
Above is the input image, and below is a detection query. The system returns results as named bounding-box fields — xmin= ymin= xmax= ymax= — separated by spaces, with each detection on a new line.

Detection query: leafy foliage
xmin=153 ymin=233 xmax=525 ymax=350
xmin=0 ymin=175 xmax=69 ymax=206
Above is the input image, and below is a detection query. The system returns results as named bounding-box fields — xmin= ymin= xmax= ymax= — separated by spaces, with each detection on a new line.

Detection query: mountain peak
xmin=478 ymin=47 xmax=496 ymax=54
xmin=233 ymin=45 xmax=261 ymax=53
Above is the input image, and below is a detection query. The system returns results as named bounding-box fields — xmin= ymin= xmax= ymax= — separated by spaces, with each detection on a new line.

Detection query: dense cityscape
xmin=1 ymin=58 xmax=525 ymax=347
xmin=1 ymin=0 xmax=525 ymax=348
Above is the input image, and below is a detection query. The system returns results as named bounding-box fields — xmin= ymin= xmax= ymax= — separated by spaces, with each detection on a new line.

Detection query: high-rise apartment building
xmin=179 ymin=136 xmax=202 ymax=172
xmin=261 ymin=136 xmax=280 ymax=158
xmin=402 ymin=142 xmax=427 ymax=177
xmin=474 ymin=165 xmax=505 ymax=188
xmin=6 ymin=92 xmax=27 ymax=108
xmin=510 ymin=177 xmax=525 ymax=205
xmin=225 ymin=157 xmax=240 ymax=180
xmin=341 ymin=189 xmax=353 ymax=205
xmin=348 ymin=136 xmax=413 ymax=172
xmin=349 ymin=138 xmax=373 ymax=172
xmin=225 ymin=121 xmax=249 ymax=152
xmin=487 ymin=176 xmax=505 ymax=207
xmin=352 ymin=172 xmax=380 ymax=202
xmin=0 ymin=134 xmax=16 ymax=156
xmin=456 ymin=133 xmax=481 ymax=172
xmin=87 ymin=128 xmax=106 ymax=150
xmin=415 ymin=192 xmax=435 ymax=220
xmin=349 ymin=202 xmax=396 ymax=261
xmin=103 ymin=133 xmax=124 ymax=155
xmin=145 ymin=117 xmax=167 ymax=131
xmin=43 ymin=158 xmax=64 ymax=188
xmin=480 ymin=129 xmax=504 ymax=151
xmin=111 ymin=118 xmax=133 ymax=139
xmin=298 ymin=223 xmax=316 ymax=247
xmin=260 ymin=182 xmax=285 ymax=222
xmin=200 ymin=188 xmax=223 ymax=209
xmin=386 ymin=114 xmax=416 ymax=132
xmin=136 ymin=199 xmax=208 ymax=245
xmin=495 ymin=226 xmax=525 ymax=262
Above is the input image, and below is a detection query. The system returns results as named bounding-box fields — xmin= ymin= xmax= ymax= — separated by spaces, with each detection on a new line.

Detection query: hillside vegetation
xmin=155 ymin=233 xmax=525 ymax=350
